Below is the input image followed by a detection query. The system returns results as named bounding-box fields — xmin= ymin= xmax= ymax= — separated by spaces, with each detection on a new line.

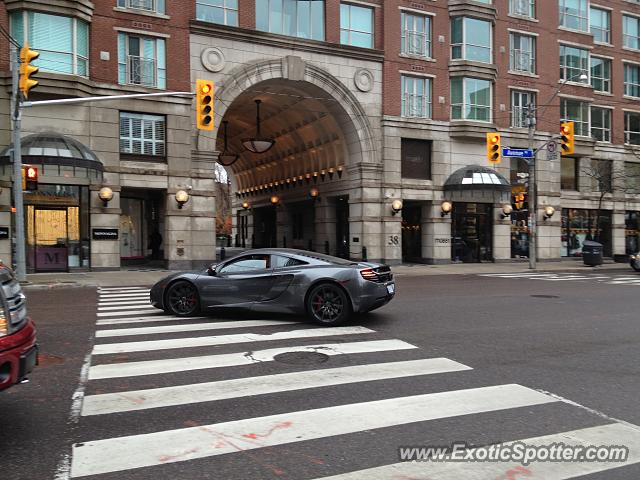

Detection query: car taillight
xmin=360 ymin=268 xmax=377 ymax=281
xmin=0 ymin=313 xmax=7 ymax=337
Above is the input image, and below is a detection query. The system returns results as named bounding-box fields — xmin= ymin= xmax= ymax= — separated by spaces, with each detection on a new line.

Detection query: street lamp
xmin=175 ymin=190 xmax=189 ymax=209
xmin=98 ymin=187 xmax=113 ymax=207
xmin=500 ymin=204 xmax=513 ymax=219
xmin=391 ymin=199 xmax=403 ymax=216
xmin=525 ymin=70 xmax=587 ymax=269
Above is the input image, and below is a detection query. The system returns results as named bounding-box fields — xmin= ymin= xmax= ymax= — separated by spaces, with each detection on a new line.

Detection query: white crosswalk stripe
xmin=481 ymin=272 xmax=640 ymax=286
xmin=66 ymin=286 xmax=640 ymax=479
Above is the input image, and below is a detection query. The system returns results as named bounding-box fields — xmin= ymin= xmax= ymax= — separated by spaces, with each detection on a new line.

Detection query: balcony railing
xmin=402 ymin=94 xmax=431 ymax=119
xmin=126 ymin=55 xmax=157 ymax=88
xmin=510 ymin=0 xmax=533 ymax=17
xmin=402 ymin=31 xmax=431 ymax=58
xmin=511 ymin=49 xmax=535 ymax=73
xmin=127 ymin=0 xmax=155 ymax=12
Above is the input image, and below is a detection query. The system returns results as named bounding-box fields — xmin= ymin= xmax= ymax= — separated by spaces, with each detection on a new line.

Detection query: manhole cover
xmin=273 ymin=351 xmax=330 ymax=365
xmin=531 ymin=294 xmax=560 ymax=299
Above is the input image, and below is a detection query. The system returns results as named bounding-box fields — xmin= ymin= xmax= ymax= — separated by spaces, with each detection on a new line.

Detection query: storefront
xmin=119 ymin=188 xmax=165 ymax=265
xmin=561 ymin=208 xmax=612 ymax=257
xmin=510 ymin=158 xmax=530 ymax=259
xmin=626 ymin=211 xmax=640 ymax=255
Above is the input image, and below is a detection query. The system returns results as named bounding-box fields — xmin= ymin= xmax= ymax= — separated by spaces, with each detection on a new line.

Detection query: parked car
xmin=151 ymin=248 xmax=395 ymax=326
xmin=631 ymin=253 xmax=640 ymax=272
xmin=0 ymin=263 xmax=37 ymax=392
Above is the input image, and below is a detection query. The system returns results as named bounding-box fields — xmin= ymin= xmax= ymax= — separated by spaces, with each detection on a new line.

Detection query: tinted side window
xmin=219 ymin=255 xmax=270 ymax=273
xmin=272 ymin=255 xmax=307 ymax=268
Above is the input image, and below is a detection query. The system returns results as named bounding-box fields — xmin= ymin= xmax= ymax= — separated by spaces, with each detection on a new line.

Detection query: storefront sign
xmin=36 ymin=247 xmax=68 ymax=271
xmin=0 ymin=227 xmax=8 ymax=239
xmin=92 ymin=228 xmax=119 ymax=240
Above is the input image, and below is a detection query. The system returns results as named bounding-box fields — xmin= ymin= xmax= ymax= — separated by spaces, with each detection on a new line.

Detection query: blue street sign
xmin=502 ymin=147 xmax=534 ymax=158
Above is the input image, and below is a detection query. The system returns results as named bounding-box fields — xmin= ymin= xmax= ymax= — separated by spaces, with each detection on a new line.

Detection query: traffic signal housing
xmin=22 ymin=166 xmax=38 ymax=191
xmin=19 ymin=44 xmax=39 ymax=99
xmin=486 ymin=132 xmax=501 ymax=164
xmin=196 ymin=79 xmax=214 ymax=131
xmin=560 ymin=121 xmax=575 ymax=155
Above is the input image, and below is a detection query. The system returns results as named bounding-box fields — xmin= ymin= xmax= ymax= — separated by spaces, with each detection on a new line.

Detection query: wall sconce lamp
xmin=440 ymin=200 xmax=452 ymax=217
xmin=391 ymin=199 xmax=403 ymax=216
xmin=241 ymin=201 xmax=251 ymax=210
xmin=543 ymin=205 xmax=556 ymax=220
xmin=500 ymin=204 xmax=513 ymax=219
xmin=309 ymin=187 xmax=320 ymax=202
xmin=270 ymin=195 xmax=280 ymax=207
xmin=175 ymin=190 xmax=190 ymax=209
xmin=98 ymin=187 xmax=113 ymax=207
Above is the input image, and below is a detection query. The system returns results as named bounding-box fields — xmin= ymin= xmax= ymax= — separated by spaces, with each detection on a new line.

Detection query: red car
xmin=0 ymin=264 xmax=37 ymax=391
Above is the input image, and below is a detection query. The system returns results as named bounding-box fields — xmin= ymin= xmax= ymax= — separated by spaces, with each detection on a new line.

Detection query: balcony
xmin=510 ymin=49 xmax=535 ymax=75
xmin=126 ymin=55 xmax=157 ymax=88
xmin=402 ymin=31 xmax=431 ymax=58
xmin=125 ymin=0 xmax=156 ymax=12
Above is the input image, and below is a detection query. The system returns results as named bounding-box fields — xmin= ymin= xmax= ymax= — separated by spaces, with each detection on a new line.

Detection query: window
xmin=10 ymin=11 xmax=89 ymax=76
xmin=624 ymin=64 xmax=640 ymax=97
xmin=625 ymin=111 xmax=640 ymax=145
xmin=196 ymin=0 xmax=238 ymax=26
xmin=623 ymin=15 xmax=640 ymax=50
xmin=590 ymin=159 xmax=613 ymax=193
xmin=117 ymin=0 xmax=165 ymax=15
xmin=559 ymin=0 xmax=588 ymax=31
xmin=118 ymin=33 xmax=166 ymax=89
xmin=509 ymin=0 xmax=535 ymax=18
xmin=272 ymin=255 xmax=307 ymax=268
xmin=401 ymin=12 xmax=431 ymax=58
xmin=590 ymin=7 xmax=610 ymax=44
xmin=340 ymin=3 xmax=373 ymax=48
xmin=401 ymin=139 xmax=432 ymax=180
xmin=401 ymin=75 xmax=432 ymax=119
xmin=625 ymin=163 xmax=640 ymax=194
xmin=256 ymin=0 xmax=324 ymax=41
xmin=451 ymin=17 xmax=492 ymax=63
xmin=590 ymin=107 xmax=611 ymax=142
xmin=560 ymin=98 xmax=589 ymax=136
xmin=591 ymin=57 xmax=611 ymax=93
xmin=561 ymin=157 xmax=578 ymax=190
xmin=559 ymin=45 xmax=589 ymax=84
xmin=218 ymin=254 xmax=271 ymax=273
xmin=119 ymin=112 xmax=166 ymax=157
xmin=451 ymin=77 xmax=492 ymax=122
xmin=509 ymin=33 xmax=535 ymax=74
xmin=511 ymin=90 xmax=536 ymax=128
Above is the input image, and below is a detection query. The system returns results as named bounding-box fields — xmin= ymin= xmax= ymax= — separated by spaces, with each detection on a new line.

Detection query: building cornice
xmin=4 ymin=0 xmax=95 ymax=22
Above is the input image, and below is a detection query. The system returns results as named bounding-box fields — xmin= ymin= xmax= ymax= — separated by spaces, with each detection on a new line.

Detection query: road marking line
xmin=96 ymin=315 xmax=205 ymax=326
xmin=97 ymin=290 xmax=150 ymax=295
xmin=70 ymin=384 xmax=555 ymax=477
xmin=92 ymin=326 xmax=375 ymax=355
xmin=98 ymin=304 xmax=158 ymax=311
xmin=98 ymin=300 xmax=150 ymax=307
xmin=99 ymin=293 xmax=151 ymax=298
xmin=95 ymin=319 xmax=300 ymax=337
xmin=97 ymin=309 xmax=160 ymax=318
xmin=82 ymin=358 xmax=472 ymax=415
xmin=312 ymin=423 xmax=640 ymax=480
xmin=98 ymin=287 xmax=151 ymax=292
xmin=88 ymin=339 xmax=418 ymax=380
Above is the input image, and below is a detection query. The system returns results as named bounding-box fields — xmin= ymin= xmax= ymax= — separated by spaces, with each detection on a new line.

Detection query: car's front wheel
xmin=306 ymin=283 xmax=351 ymax=326
xmin=165 ymin=281 xmax=200 ymax=316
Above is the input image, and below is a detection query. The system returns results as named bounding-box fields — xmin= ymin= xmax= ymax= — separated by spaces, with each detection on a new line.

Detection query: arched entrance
xmin=210 ymin=57 xmax=378 ymax=258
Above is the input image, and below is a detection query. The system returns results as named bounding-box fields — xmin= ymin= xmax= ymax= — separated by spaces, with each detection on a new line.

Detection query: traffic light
xmin=486 ymin=132 xmax=501 ymax=164
xmin=560 ymin=121 xmax=575 ymax=155
xmin=19 ymin=43 xmax=39 ymax=99
xmin=22 ymin=166 xmax=38 ymax=191
xmin=196 ymin=79 xmax=214 ymax=131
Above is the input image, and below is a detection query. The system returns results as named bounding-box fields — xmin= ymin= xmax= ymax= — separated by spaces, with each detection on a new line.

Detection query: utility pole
xmin=10 ymin=45 xmax=26 ymax=282
xmin=526 ymin=104 xmax=536 ymax=270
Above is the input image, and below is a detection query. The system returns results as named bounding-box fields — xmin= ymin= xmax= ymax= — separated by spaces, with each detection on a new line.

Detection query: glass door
xmin=32 ymin=208 xmax=69 ymax=272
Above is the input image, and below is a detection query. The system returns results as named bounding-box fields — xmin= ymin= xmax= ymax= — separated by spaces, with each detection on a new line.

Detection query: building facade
xmin=2 ymin=0 xmax=640 ymax=270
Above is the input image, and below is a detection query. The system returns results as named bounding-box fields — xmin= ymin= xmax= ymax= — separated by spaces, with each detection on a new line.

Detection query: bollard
xmin=362 ymin=246 xmax=368 ymax=261
xmin=220 ymin=246 xmax=226 ymax=261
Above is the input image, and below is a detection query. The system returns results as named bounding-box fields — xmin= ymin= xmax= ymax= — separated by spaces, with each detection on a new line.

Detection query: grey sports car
xmin=150 ymin=248 xmax=395 ymax=326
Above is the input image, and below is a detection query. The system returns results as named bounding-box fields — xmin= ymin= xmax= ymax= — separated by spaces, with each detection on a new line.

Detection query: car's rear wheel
xmin=306 ymin=283 xmax=351 ymax=326
xmin=165 ymin=281 xmax=200 ymax=316
xmin=632 ymin=259 xmax=640 ymax=272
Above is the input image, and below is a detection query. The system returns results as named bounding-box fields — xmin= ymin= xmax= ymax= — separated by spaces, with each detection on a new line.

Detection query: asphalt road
xmin=1 ymin=272 xmax=639 ymax=480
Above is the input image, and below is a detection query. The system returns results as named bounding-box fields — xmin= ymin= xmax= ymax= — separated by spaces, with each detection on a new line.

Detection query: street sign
xmin=502 ymin=148 xmax=534 ymax=158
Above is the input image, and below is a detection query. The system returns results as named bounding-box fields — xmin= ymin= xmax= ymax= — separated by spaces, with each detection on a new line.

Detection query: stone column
xmin=493 ymin=205 xmax=511 ymax=262
xmin=276 ymin=203 xmax=289 ymax=248
xmin=0 ymin=181 xmax=12 ymax=264
xmin=315 ymin=200 xmax=336 ymax=255
xmin=612 ymin=209 xmax=627 ymax=258
xmin=165 ymin=189 xmax=193 ymax=270
xmin=422 ymin=202 xmax=452 ymax=264
xmin=90 ymin=186 xmax=121 ymax=270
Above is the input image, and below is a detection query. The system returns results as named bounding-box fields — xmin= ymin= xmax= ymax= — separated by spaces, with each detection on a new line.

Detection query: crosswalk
xmin=65 ymin=285 xmax=640 ymax=479
xmin=481 ymin=271 xmax=640 ymax=285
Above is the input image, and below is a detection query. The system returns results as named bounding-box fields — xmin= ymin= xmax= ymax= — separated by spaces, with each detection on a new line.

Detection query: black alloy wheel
xmin=166 ymin=281 xmax=200 ymax=316
xmin=307 ymin=283 xmax=351 ymax=326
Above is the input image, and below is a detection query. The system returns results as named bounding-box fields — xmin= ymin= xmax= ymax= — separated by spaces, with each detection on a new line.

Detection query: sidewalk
xmin=22 ymin=260 xmax=633 ymax=289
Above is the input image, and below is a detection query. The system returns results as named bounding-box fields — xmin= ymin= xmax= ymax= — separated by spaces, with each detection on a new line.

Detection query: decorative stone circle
xmin=354 ymin=68 xmax=373 ymax=92
xmin=201 ymin=47 xmax=226 ymax=73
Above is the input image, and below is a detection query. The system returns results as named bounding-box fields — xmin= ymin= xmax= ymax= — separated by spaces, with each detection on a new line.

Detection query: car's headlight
xmin=0 ymin=312 xmax=7 ymax=337
xmin=631 ymin=254 xmax=638 ymax=261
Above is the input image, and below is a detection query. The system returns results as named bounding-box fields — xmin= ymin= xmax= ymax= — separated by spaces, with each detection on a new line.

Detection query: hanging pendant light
xmin=242 ymin=99 xmax=276 ymax=154
xmin=217 ymin=120 xmax=239 ymax=166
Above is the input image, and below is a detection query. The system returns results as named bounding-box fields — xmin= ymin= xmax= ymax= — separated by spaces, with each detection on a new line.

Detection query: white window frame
xmin=118 ymin=33 xmax=166 ymax=89
xmin=590 ymin=106 xmax=612 ymax=142
xmin=451 ymin=17 xmax=492 ymax=64
xmin=451 ymin=77 xmax=492 ymax=123
xmin=340 ymin=3 xmax=374 ymax=48
xmin=559 ymin=44 xmax=590 ymax=84
xmin=560 ymin=98 xmax=590 ymax=137
xmin=401 ymin=12 xmax=432 ymax=58
xmin=624 ymin=63 xmax=640 ymax=97
xmin=624 ymin=111 xmax=640 ymax=145
xmin=196 ymin=0 xmax=238 ymax=26
xmin=590 ymin=7 xmax=611 ymax=44
xmin=511 ymin=90 xmax=536 ymax=128
xmin=401 ymin=75 xmax=432 ymax=119
xmin=119 ymin=112 xmax=166 ymax=157
xmin=509 ymin=32 xmax=536 ymax=74
xmin=591 ymin=56 xmax=611 ymax=93
xmin=623 ymin=14 xmax=640 ymax=50
xmin=117 ymin=0 xmax=165 ymax=15
xmin=256 ymin=0 xmax=325 ymax=41
xmin=559 ymin=0 xmax=589 ymax=32
xmin=509 ymin=0 xmax=535 ymax=19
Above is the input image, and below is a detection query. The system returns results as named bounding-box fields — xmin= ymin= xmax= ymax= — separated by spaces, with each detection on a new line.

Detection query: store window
xmin=401 ymin=12 xmax=431 ymax=58
xmin=626 ymin=211 xmax=640 ymax=254
xmin=561 ymin=157 xmax=578 ymax=190
xmin=255 ymin=0 xmax=324 ymax=41
xmin=560 ymin=98 xmax=589 ymax=137
xmin=590 ymin=107 xmax=611 ymax=143
xmin=590 ymin=7 xmax=610 ymax=44
xmin=451 ymin=77 xmax=491 ymax=122
xmin=10 ymin=11 xmax=89 ymax=76
xmin=401 ymin=138 xmax=431 ymax=180
xmin=591 ymin=57 xmax=611 ymax=93
xmin=117 ymin=0 xmax=165 ymax=15
xmin=561 ymin=208 xmax=612 ymax=257
xmin=119 ymin=112 xmax=166 ymax=158
xmin=510 ymin=158 xmax=530 ymax=259
xmin=511 ymin=90 xmax=535 ymax=128
xmin=451 ymin=17 xmax=492 ymax=63
xmin=196 ymin=0 xmax=238 ymax=25
xmin=559 ymin=0 xmax=588 ymax=31
xmin=340 ymin=3 xmax=373 ymax=48
xmin=559 ymin=45 xmax=589 ymax=84
xmin=117 ymin=33 xmax=166 ymax=89
xmin=509 ymin=33 xmax=535 ymax=74
xmin=401 ymin=75 xmax=432 ymax=119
